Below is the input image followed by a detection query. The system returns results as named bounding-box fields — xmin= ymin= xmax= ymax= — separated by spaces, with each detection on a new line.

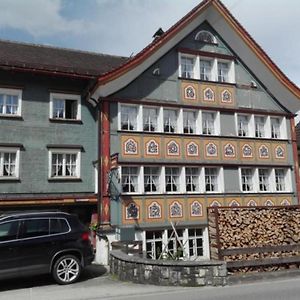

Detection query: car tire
xmin=52 ymin=255 xmax=82 ymax=285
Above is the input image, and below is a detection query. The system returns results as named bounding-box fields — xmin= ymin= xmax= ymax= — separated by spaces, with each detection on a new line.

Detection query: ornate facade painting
xmin=281 ymin=199 xmax=290 ymax=206
xmin=221 ymin=89 xmax=232 ymax=103
xmin=148 ymin=201 xmax=162 ymax=219
xmin=170 ymin=201 xmax=183 ymax=218
xmin=124 ymin=138 xmax=138 ymax=155
xmin=190 ymin=201 xmax=203 ymax=217
xmin=275 ymin=145 xmax=285 ymax=159
xmin=203 ymin=87 xmax=215 ymax=102
xmin=186 ymin=141 xmax=199 ymax=156
xmin=184 ymin=85 xmax=196 ymax=100
xmin=224 ymin=143 xmax=235 ymax=158
xmin=167 ymin=140 xmax=180 ymax=156
xmin=229 ymin=200 xmax=240 ymax=207
xmin=125 ymin=203 xmax=139 ymax=220
xmin=264 ymin=199 xmax=274 ymax=206
xmin=206 ymin=142 xmax=217 ymax=157
xmin=242 ymin=144 xmax=253 ymax=158
xmin=259 ymin=145 xmax=269 ymax=158
xmin=247 ymin=199 xmax=257 ymax=207
xmin=210 ymin=200 xmax=221 ymax=207
xmin=146 ymin=139 xmax=159 ymax=155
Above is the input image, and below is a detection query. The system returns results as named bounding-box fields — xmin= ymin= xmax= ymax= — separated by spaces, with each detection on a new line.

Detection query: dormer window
xmin=195 ymin=30 xmax=216 ymax=44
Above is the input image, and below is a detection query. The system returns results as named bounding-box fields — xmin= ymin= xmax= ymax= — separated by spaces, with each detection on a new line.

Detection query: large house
xmin=1 ymin=0 xmax=300 ymax=261
xmin=88 ymin=0 xmax=300 ymax=260
xmin=0 ymin=40 xmax=127 ymax=223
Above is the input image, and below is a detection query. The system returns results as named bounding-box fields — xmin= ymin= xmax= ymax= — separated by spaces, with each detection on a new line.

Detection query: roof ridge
xmin=0 ymin=38 xmax=128 ymax=59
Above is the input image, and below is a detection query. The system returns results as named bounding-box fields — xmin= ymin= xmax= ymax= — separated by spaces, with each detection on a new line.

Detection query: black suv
xmin=0 ymin=211 xmax=94 ymax=284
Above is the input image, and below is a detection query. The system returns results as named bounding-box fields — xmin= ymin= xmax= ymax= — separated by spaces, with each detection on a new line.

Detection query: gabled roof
xmin=0 ymin=39 xmax=128 ymax=78
xmin=90 ymin=0 xmax=300 ymax=112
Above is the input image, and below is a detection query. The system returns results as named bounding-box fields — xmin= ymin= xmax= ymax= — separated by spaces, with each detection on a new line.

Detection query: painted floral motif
xmin=184 ymin=86 xmax=196 ymax=100
xmin=229 ymin=200 xmax=240 ymax=207
xmin=191 ymin=201 xmax=203 ymax=217
xmin=265 ymin=199 xmax=274 ymax=206
xmin=221 ymin=90 xmax=232 ymax=103
xmin=224 ymin=143 xmax=235 ymax=157
xmin=124 ymin=138 xmax=138 ymax=155
xmin=126 ymin=203 xmax=139 ymax=219
xmin=167 ymin=141 xmax=180 ymax=156
xmin=281 ymin=199 xmax=290 ymax=206
xmin=275 ymin=146 xmax=285 ymax=159
xmin=259 ymin=145 xmax=269 ymax=158
xmin=247 ymin=200 xmax=257 ymax=207
xmin=146 ymin=140 xmax=159 ymax=155
xmin=210 ymin=200 xmax=221 ymax=207
xmin=149 ymin=202 xmax=161 ymax=219
xmin=187 ymin=142 xmax=199 ymax=156
xmin=242 ymin=144 xmax=253 ymax=158
xmin=203 ymin=88 xmax=214 ymax=101
xmin=170 ymin=201 xmax=183 ymax=218
xmin=206 ymin=142 xmax=217 ymax=157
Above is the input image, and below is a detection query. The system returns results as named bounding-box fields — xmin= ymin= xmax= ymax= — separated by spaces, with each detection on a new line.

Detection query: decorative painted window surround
xmin=238 ymin=167 xmax=292 ymax=193
xmin=48 ymin=148 xmax=81 ymax=179
xmin=0 ymin=87 xmax=22 ymax=117
xmin=50 ymin=93 xmax=81 ymax=121
xmin=0 ymin=146 xmax=20 ymax=179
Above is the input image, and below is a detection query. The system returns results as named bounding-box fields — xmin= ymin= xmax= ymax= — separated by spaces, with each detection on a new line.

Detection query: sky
xmin=0 ymin=0 xmax=298 ymax=89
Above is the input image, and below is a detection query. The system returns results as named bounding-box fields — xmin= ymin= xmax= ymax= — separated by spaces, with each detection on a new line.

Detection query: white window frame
xmin=164 ymin=166 xmax=182 ymax=193
xmin=48 ymin=148 xmax=81 ymax=179
xmin=258 ymin=168 xmax=271 ymax=192
xmin=201 ymin=111 xmax=220 ymax=135
xmin=185 ymin=167 xmax=201 ymax=193
xmin=183 ymin=109 xmax=198 ymax=134
xmin=120 ymin=166 xmax=141 ymax=194
xmin=195 ymin=30 xmax=217 ymax=44
xmin=0 ymin=147 xmax=20 ymax=179
xmin=239 ymin=168 xmax=255 ymax=192
xmin=199 ymin=57 xmax=213 ymax=81
xmin=254 ymin=115 xmax=266 ymax=138
xmin=163 ymin=108 xmax=179 ymax=134
xmin=143 ymin=166 xmax=161 ymax=194
xmin=0 ymin=88 xmax=22 ymax=116
xmin=118 ymin=103 xmax=139 ymax=131
xmin=142 ymin=106 xmax=158 ymax=132
xmin=179 ymin=54 xmax=197 ymax=79
xmin=270 ymin=116 xmax=286 ymax=139
xmin=204 ymin=167 xmax=223 ymax=193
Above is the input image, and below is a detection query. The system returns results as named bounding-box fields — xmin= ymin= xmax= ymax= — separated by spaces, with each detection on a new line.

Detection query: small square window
xmin=0 ymin=148 xmax=20 ymax=178
xmin=0 ymin=88 xmax=22 ymax=116
xmin=121 ymin=166 xmax=139 ymax=193
xmin=50 ymin=93 xmax=81 ymax=121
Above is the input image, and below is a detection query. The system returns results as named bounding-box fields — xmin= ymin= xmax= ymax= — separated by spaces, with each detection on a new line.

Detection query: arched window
xmin=195 ymin=30 xmax=216 ymax=44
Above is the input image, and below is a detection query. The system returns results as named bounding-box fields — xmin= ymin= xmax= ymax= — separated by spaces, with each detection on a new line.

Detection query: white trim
xmin=0 ymin=87 xmax=22 ymax=116
xmin=49 ymin=92 xmax=81 ymax=120
xmin=0 ymin=147 xmax=20 ymax=179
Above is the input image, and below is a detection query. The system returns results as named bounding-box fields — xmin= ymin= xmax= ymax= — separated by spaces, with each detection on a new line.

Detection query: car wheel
xmin=52 ymin=255 xmax=82 ymax=285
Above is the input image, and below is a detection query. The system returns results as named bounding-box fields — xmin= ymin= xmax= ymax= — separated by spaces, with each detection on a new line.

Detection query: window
xmin=167 ymin=229 xmax=184 ymax=259
xmin=185 ymin=167 xmax=200 ymax=192
xmin=163 ymin=109 xmax=177 ymax=133
xmin=143 ymin=107 xmax=158 ymax=132
xmin=200 ymin=59 xmax=212 ymax=81
xmin=183 ymin=110 xmax=196 ymax=134
xmin=205 ymin=168 xmax=218 ymax=192
xmin=275 ymin=169 xmax=286 ymax=192
xmin=188 ymin=228 xmax=203 ymax=258
xmin=180 ymin=56 xmax=195 ymax=78
xmin=22 ymin=219 xmax=49 ymax=238
xmin=195 ymin=30 xmax=215 ymax=43
xmin=258 ymin=169 xmax=270 ymax=191
xmin=255 ymin=116 xmax=266 ymax=138
xmin=0 ymin=148 xmax=19 ymax=178
xmin=50 ymin=93 xmax=81 ymax=120
xmin=0 ymin=88 xmax=21 ymax=116
xmin=120 ymin=105 xmax=137 ymax=131
xmin=121 ymin=166 xmax=139 ymax=193
xmin=49 ymin=149 xmax=80 ymax=179
xmin=271 ymin=117 xmax=281 ymax=139
xmin=146 ymin=230 xmax=163 ymax=259
xmin=237 ymin=115 xmax=249 ymax=137
xmin=165 ymin=167 xmax=180 ymax=192
xmin=241 ymin=168 xmax=253 ymax=192
xmin=202 ymin=112 xmax=215 ymax=135
xmin=218 ymin=62 xmax=229 ymax=82
xmin=0 ymin=221 xmax=19 ymax=242
xmin=50 ymin=218 xmax=70 ymax=234
xmin=144 ymin=167 xmax=160 ymax=193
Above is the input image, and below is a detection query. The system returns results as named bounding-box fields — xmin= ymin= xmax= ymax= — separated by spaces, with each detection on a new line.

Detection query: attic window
xmin=195 ymin=30 xmax=216 ymax=44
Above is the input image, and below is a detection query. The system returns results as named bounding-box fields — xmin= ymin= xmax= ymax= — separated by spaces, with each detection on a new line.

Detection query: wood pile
xmin=208 ymin=206 xmax=300 ymax=273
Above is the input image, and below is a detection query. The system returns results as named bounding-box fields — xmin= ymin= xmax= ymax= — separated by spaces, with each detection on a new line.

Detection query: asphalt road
xmin=1 ymin=264 xmax=300 ymax=300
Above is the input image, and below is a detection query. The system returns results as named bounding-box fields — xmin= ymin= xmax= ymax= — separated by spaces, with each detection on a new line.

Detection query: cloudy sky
xmin=0 ymin=0 xmax=298 ymax=88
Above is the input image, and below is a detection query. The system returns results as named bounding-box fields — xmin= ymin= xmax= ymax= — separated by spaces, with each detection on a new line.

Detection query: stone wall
xmin=110 ymin=250 xmax=227 ymax=286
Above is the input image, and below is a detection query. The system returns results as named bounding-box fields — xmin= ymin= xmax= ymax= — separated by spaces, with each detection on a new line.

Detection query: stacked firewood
xmin=208 ymin=207 xmax=300 ymax=273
